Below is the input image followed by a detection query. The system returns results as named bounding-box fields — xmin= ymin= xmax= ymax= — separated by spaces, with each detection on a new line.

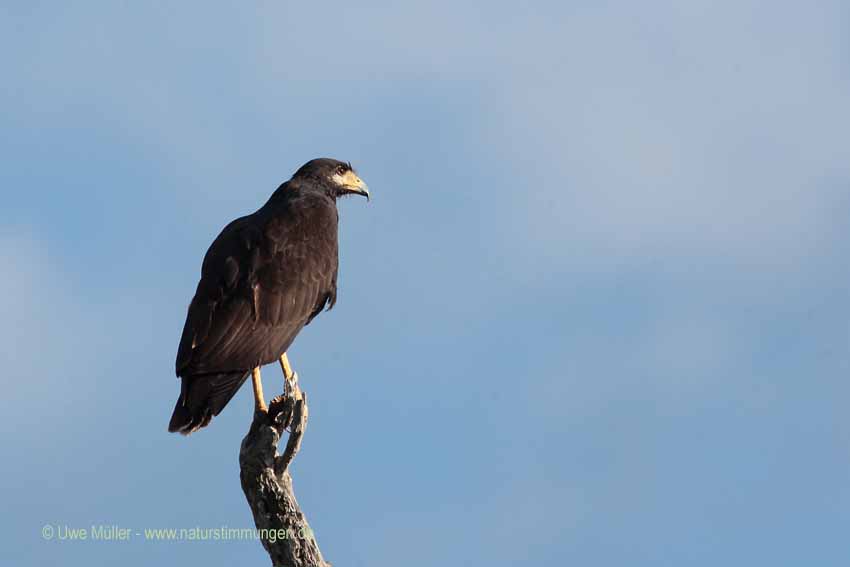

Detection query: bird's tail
xmin=168 ymin=371 xmax=250 ymax=435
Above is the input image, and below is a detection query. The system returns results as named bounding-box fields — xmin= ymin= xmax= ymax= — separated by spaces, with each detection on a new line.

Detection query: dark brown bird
xmin=169 ymin=158 xmax=369 ymax=434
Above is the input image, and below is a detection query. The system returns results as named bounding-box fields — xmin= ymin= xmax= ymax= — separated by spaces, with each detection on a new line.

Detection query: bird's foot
xmin=268 ymin=371 xmax=303 ymax=432
xmin=285 ymin=371 xmax=303 ymax=402
xmin=272 ymin=390 xmax=309 ymax=477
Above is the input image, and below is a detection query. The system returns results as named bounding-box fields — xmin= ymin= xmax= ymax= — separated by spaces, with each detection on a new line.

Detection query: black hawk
xmin=169 ymin=158 xmax=369 ymax=434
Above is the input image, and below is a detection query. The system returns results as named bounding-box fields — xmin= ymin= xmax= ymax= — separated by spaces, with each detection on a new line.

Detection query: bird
xmin=168 ymin=158 xmax=370 ymax=434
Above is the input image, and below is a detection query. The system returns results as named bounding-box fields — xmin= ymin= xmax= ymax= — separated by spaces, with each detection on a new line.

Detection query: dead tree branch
xmin=239 ymin=390 xmax=329 ymax=567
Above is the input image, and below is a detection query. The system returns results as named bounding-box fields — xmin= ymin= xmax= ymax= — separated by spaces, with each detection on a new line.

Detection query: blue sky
xmin=2 ymin=1 xmax=849 ymax=565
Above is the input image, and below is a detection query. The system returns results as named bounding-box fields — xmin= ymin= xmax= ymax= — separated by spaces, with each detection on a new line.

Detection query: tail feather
xmin=168 ymin=371 xmax=250 ymax=435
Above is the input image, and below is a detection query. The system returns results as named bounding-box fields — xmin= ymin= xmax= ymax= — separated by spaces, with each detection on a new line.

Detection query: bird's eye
xmin=336 ymin=164 xmax=347 ymax=175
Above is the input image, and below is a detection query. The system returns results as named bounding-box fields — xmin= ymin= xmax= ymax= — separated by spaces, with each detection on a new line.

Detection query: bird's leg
xmin=279 ymin=353 xmax=302 ymax=401
xmin=251 ymin=367 xmax=267 ymax=413
xmin=271 ymin=352 xmax=309 ymax=475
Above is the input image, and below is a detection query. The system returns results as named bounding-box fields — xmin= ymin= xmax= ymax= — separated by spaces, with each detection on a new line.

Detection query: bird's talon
xmin=285 ymin=371 xmax=301 ymax=399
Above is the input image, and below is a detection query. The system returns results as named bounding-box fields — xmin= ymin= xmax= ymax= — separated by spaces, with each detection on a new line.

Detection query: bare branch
xmin=239 ymin=391 xmax=329 ymax=567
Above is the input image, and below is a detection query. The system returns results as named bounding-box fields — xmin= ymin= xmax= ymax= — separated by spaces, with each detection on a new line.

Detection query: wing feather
xmin=176 ymin=193 xmax=338 ymax=377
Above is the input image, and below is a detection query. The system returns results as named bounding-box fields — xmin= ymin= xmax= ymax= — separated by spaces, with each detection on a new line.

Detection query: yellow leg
xmin=279 ymin=353 xmax=302 ymax=401
xmin=251 ymin=367 xmax=267 ymax=412
xmin=279 ymin=353 xmax=294 ymax=380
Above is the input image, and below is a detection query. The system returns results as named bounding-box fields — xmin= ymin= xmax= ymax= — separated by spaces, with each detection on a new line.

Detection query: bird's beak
xmin=337 ymin=170 xmax=370 ymax=201
xmin=350 ymin=179 xmax=370 ymax=201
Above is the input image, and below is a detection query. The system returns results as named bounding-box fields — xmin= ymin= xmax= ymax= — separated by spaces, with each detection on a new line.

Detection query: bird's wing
xmin=175 ymin=205 xmax=338 ymax=376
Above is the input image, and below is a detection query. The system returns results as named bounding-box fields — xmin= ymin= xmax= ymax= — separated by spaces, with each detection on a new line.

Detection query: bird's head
xmin=292 ymin=158 xmax=370 ymax=201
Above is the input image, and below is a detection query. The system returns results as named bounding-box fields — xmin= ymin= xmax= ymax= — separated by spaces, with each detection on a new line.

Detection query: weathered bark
xmin=239 ymin=390 xmax=329 ymax=567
